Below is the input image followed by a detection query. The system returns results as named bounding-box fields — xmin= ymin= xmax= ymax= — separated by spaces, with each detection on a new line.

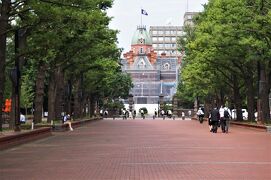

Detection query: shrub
xmin=139 ymin=107 xmax=148 ymax=114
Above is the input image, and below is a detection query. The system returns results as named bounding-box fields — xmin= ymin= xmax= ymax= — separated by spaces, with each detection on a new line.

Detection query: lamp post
xmin=128 ymin=94 xmax=134 ymax=112
xmin=159 ymin=94 xmax=164 ymax=117
xmin=173 ymin=94 xmax=178 ymax=117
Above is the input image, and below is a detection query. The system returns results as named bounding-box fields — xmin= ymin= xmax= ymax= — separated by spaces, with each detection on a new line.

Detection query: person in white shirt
xmin=181 ymin=112 xmax=185 ymax=120
xmin=219 ymin=106 xmax=225 ymax=130
xmin=197 ymin=108 xmax=204 ymax=123
xmin=99 ymin=109 xmax=103 ymax=117
xmin=20 ymin=113 xmax=26 ymax=124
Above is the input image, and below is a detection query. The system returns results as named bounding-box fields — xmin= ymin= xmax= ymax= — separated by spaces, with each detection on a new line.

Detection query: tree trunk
xmin=245 ymin=77 xmax=255 ymax=121
xmin=48 ymin=67 xmax=64 ymax=122
xmin=89 ymin=95 xmax=96 ymax=117
xmin=33 ymin=63 xmax=46 ymax=124
xmin=64 ymin=80 xmax=72 ymax=114
xmin=48 ymin=72 xmax=57 ymax=122
xmin=87 ymin=96 xmax=91 ymax=118
xmin=0 ymin=0 xmax=11 ymax=131
xmin=233 ymin=76 xmax=243 ymax=121
xmin=257 ymin=62 xmax=270 ymax=124
xmin=204 ymin=95 xmax=213 ymax=118
xmin=73 ymin=79 xmax=80 ymax=119
xmin=10 ymin=28 xmax=28 ymax=131
xmin=55 ymin=68 xmax=64 ymax=121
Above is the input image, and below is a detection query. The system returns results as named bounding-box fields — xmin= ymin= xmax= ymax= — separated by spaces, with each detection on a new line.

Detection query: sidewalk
xmin=0 ymin=119 xmax=270 ymax=179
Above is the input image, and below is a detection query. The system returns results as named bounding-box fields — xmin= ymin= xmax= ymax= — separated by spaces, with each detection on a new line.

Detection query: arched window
xmin=140 ymin=47 xmax=144 ymax=54
xmin=163 ymin=63 xmax=171 ymax=70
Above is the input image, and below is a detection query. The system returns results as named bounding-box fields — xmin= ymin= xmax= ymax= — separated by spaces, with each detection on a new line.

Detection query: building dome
xmin=131 ymin=26 xmax=152 ymax=45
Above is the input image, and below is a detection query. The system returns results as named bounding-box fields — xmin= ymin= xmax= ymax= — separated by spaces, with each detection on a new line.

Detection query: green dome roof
xmin=131 ymin=26 xmax=152 ymax=45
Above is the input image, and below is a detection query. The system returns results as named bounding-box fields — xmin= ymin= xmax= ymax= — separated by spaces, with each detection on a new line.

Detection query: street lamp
xmin=159 ymin=94 xmax=164 ymax=117
xmin=128 ymin=94 xmax=134 ymax=112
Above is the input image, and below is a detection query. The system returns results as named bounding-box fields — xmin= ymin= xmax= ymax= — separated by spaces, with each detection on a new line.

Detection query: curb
xmin=0 ymin=127 xmax=52 ymax=151
xmin=0 ymin=118 xmax=102 ymax=151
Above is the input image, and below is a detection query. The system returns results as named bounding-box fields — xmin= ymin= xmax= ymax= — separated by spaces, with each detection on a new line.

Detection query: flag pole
xmin=141 ymin=9 xmax=142 ymax=26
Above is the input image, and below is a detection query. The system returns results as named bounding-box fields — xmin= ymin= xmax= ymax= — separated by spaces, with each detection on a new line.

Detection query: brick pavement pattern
xmin=0 ymin=118 xmax=270 ymax=180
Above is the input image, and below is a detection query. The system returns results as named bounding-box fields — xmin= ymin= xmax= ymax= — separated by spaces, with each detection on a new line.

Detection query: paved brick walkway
xmin=0 ymin=118 xmax=270 ymax=180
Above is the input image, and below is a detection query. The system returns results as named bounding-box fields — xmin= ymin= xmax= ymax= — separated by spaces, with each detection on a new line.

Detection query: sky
xmin=107 ymin=0 xmax=209 ymax=55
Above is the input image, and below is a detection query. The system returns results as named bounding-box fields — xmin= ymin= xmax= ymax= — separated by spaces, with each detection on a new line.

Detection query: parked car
xmin=231 ymin=109 xmax=248 ymax=120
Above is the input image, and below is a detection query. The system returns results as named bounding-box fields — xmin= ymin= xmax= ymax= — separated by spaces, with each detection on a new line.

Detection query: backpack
xmin=224 ymin=109 xmax=230 ymax=118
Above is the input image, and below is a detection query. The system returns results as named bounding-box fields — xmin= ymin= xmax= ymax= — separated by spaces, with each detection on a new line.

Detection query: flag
xmin=141 ymin=9 xmax=148 ymax=16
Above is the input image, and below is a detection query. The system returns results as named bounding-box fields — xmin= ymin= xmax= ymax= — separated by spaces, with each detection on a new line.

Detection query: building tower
xmin=122 ymin=26 xmax=180 ymax=114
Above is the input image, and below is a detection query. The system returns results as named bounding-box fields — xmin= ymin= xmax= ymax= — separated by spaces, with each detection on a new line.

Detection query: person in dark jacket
xmin=210 ymin=107 xmax=220 ymax=133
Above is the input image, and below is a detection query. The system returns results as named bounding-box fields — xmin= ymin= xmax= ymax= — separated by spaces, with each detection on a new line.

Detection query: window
xmin=140 ymin=47 xmax=143 ymax=54
xmin=165 ymin=37 xmax=170 ymax=42
xmin=158 ymin=44 xmax=164 ymax=48
xmin=158 ymin=37 xmax=163 ymax=42
xmin=137 ymin=97 xmax=147 ymax=104
xmin=171 ymin=31 xmax=176 ymax=35
xmin=158 ymin=31 xmax=163 ymax=35
xmin=139 ymin=38 xmax=145 ymax=44
xmin=165 ymin=44 xmax=170 ymax=48
xmin=163 ymin=63 xmax=171 ymax=70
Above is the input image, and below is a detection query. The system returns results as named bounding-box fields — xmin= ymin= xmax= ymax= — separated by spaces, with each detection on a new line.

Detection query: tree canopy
xmin=0 ymin=0 xmax=133 ymax=129
xmin=177 ymin=0 xmax=271 ymax=123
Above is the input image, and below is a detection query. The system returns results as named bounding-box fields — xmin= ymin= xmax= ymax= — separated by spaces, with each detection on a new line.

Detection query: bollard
xmin=31 ymin=122 xmax=34 ymax=130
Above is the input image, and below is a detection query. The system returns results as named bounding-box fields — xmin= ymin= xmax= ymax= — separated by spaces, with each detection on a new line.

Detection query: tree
xmin=0 ymin=0 xmax=11 ymax=131
xmin=177 ymin=0 xmax=270 ymax=123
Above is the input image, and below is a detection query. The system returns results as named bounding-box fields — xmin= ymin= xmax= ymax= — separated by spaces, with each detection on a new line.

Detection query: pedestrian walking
xmin=188 ymin=110 xmax=192 ymax=117
xmin=181 ymin=112 xmax=185 ymax=120
xmin=140 ymin=109 xmax=145 ymax=119
xmin=160 ymin=109 xmax=165 ymax=120
xmin=122 ymin=108 xmax=127 ymax=120
xmin=100 ymin=109 xmax=103 ymax=117
xmin=154 ymin=108 xmax=158 ymax=119
xmin=208 ymin=110 xmax=212 ymax=131
xmin=104 ymin=109 xmax=108 ymax=118
xmin=167 ymin=109 xmax=172 ymax=118
xmin=223 ymin=106 xmax=231 ymax=133
xmin=219 ymin=106 xmax=226 ymax=132
xmin=210 ymin=107 xmax=220 ymax=133
xmin=197 ymin=107 xmax=204 ymax=123
xmin=132 ymin=110 xmax=136 ymax=119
